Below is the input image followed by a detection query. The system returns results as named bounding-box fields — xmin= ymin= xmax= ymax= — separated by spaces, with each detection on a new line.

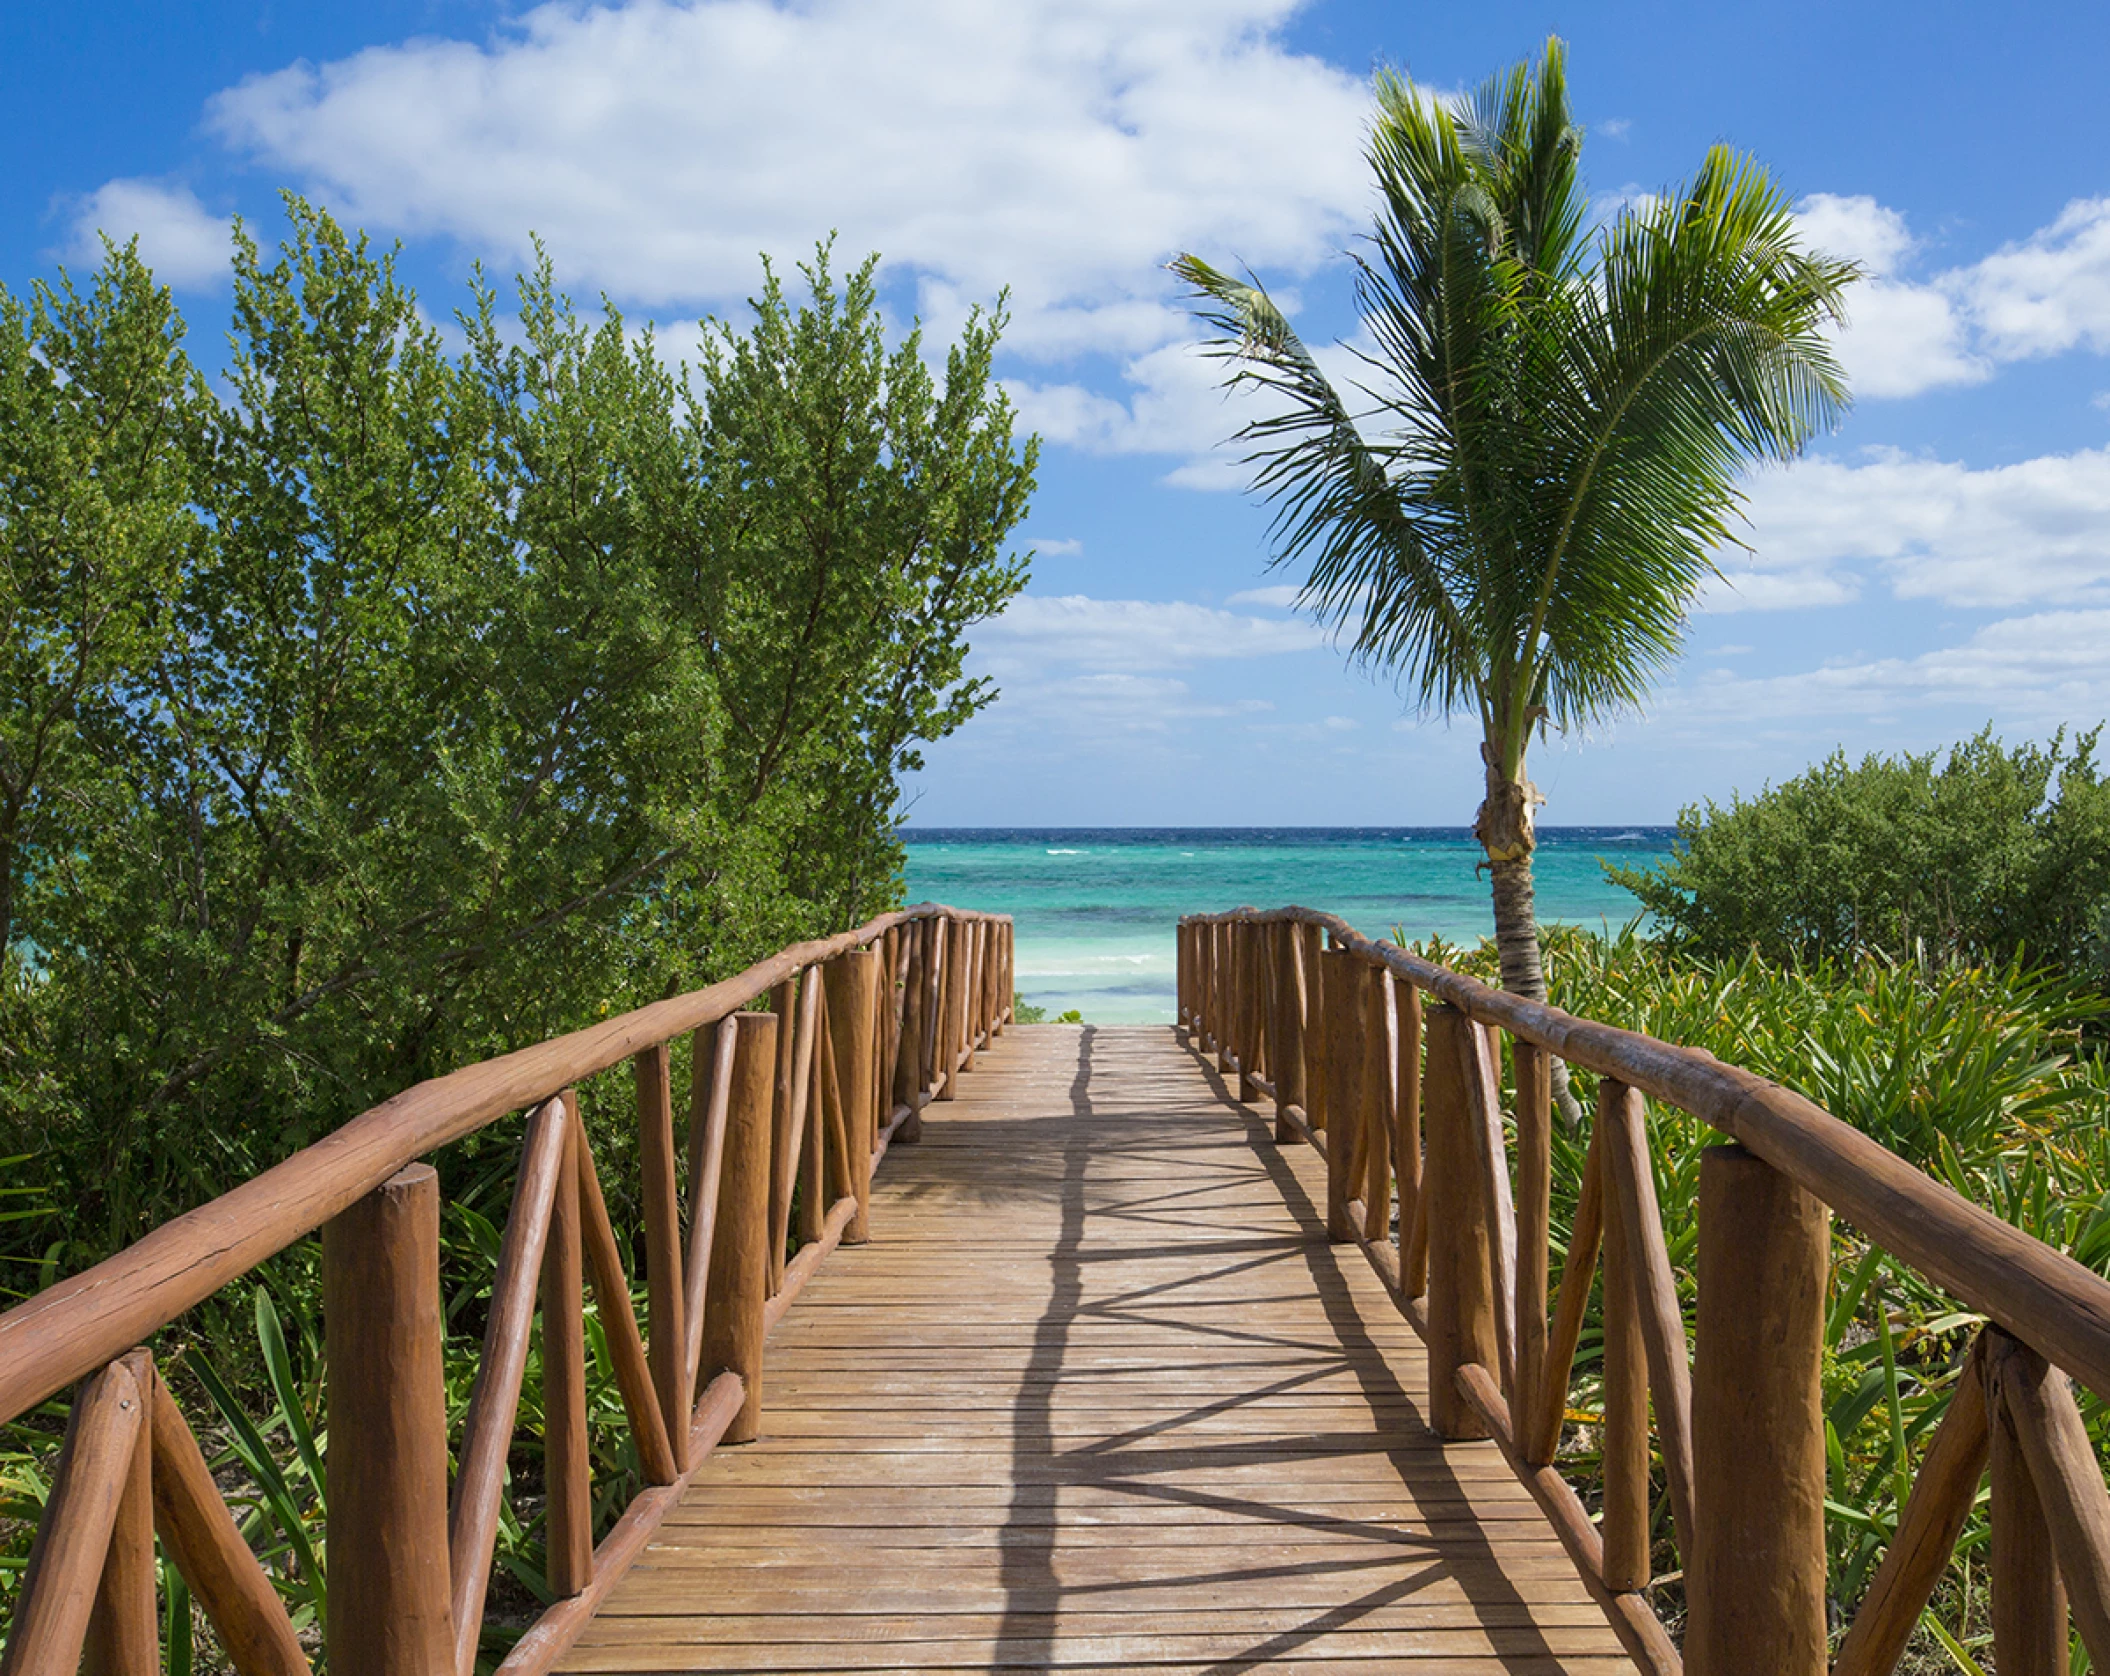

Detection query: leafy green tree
xmin=683 ymin=245 xmax=1034 ymax=927
xmin=5 ymin=203 xmax=1034 ymax=1256
xmin=0 ymin=245 xmax=202 ymax=957
xmin=1176 ymin=39 xmax=1853 ymax=1108
xmin=1613 ymin=728 xmax=2110 ymax=979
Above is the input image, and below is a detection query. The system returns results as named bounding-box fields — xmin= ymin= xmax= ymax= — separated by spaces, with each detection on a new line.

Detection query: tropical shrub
xmin=0 ymin=204 xmax=1034 ymax=1272
xmin=1611 ymin=729 xmax=2110 ymax=982
xmin=1409 ymin=925 xmax=2110 ymax=1662
xmin=0 ymin=207 xmax=1035 ymax=1665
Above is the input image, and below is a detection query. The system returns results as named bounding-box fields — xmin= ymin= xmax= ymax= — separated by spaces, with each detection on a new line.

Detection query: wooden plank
xmin=558 ymin=1025 xmax=1633 ymax=1675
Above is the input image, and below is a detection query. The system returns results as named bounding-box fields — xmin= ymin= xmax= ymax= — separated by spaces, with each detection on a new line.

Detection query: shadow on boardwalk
xmin=562 ymin=1024 xmax=1635 ymax=1674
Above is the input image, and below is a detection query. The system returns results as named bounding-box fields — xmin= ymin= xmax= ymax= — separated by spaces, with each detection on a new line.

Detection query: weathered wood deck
xmin=563 ymin=1023 xmax=1635 ymax=1674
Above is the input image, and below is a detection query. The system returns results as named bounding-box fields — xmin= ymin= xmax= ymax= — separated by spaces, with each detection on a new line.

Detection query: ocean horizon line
xmin=902 ymin=824 xmax=1676 ymax=847
xmin=901 ymin=822 xmax=1675 ymax=835
xmin=900 ymin=824 xmax=1673 ymax=1021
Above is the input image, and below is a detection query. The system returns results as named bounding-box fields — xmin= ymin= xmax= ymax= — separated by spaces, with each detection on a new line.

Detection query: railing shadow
xmin=988 ymin=1024 xmax=1570 ymax=1675
xmin=1182 ymin=1039 xmax=1567 ymax=1676
xmin=993 ymin=1022 xmax=1094 ymax=1670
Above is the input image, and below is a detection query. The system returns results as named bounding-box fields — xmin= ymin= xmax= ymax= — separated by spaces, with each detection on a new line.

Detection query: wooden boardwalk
xmin=562 ymin=1023 xmax=1636 ymax=1674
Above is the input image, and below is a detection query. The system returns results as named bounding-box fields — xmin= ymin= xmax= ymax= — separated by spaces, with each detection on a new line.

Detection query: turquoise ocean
xmin=902 ymin=827 xmax=1676 ymax=1024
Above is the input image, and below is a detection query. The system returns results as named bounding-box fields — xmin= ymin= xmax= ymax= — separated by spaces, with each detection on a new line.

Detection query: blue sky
xmin=11 ymin=1 xmax=2110 ymax=826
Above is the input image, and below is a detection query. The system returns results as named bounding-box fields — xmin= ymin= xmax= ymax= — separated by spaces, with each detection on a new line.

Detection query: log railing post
xmin=878 ymin=927 xmax=899 ymax=1092
xmin=799 ymin=985 xmax=830 ymax=1248
xmin=1270 ymin=921 xmax=1306 ymax=1145
xmin=978 ymin=919 xmax=993 ymax=1039
xmin=1598 ymin=1092 xmax=1651 ymax=1593
xmin=1207 ymin=920 xmax=1220 ymax=1047
xmin=1396 ymin=980 xmax=1426 ymax=1298
xmin=1686 ymin=1143 xmax=1829 ymax=1676
xmin=1214 ymin=922 xmax=1234 ymax=1074
xmin=989 ymin=920 xmax=1004 ymax=1036
xmin=1245 ymin=923 xmax=1273 ymax=1105
xmin=1304 ymin=936 xmax=1329 ymax=1138
xmin=541 ymin=1104 xmax=593 ymax=1597
xmin=960 ymin=922 xmax=983 ymax=1073
xmin=323 ymin=1164 xmax=452 ymax=1676
xmin=1360 ymin=967 xmax=1392 ymax=1243
xmin=1196 ymin=919 xmax=1209 ymax=1039
xmin=1511 ymin=1040 xmax=1552 ymax=1455
xmin=636 ymin=1042 xmax=689 ymax=1456
xmin=4 ymin=1355 xmax=149 ymax=1676
xmin=1985 ymin=1326 xmax=2072 ymax=1673
xmin=1186 ymin=920 xmax=1199 ymax=1032
xmin=705 ymin=1012 xmax=778 ymax=1444
xmin=826 ymin=949 xmax=879 ymax=1244
xmin=1422 ymin=1004 xmax=1497 ymax=1441
xmin=1198 ymin=916 xmax=1215 ymax=1030
xmin=932 ymin=916 xmax=949 ymax=1080
xmin=83 ymin=1349 xmax=157 ymax=1676
xmin=936 ymin=918 xmax=966 ymax=1100
xmin=1176 ymin=921 xmax=1190 ymax=1032
xmin=1232 ymin=924 xmax=1254 ymax=1099
xmin=893 ymin=923 xmax=919 ymax=1109
xmin=990 ymin=922 xmax=1007 ymax=1037
xmin=1321 ymin=948 xmax=1360 ymax=1241
xmin=1601 ymin=1080 xmax=1696 ymax=1559
xmin=973 ymin=922 xmax=989 ymax=1047
xmin=767 ymin=975 xmax=799 ymax=1286
xmin=896 ymin=922 xmax=927 ymax=1143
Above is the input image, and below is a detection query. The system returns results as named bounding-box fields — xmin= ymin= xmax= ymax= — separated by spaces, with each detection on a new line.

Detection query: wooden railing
xmin=1179 ymin=906 xmax=2110 ymax=1676
xmin=0 ymin=903 xmax=1013 ymax=1676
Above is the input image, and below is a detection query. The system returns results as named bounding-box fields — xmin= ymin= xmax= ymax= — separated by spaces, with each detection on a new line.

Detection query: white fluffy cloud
xmin=1793 ymin=194 xmax=1985 ymax=399
xmin=1727 ymin=446 xmax=2110 ymax=610
xmin=958 ymin=593 xmax=1328 ymax=746
xmin=1670 ymin=610 xmax=2110 ymax=727
xmin=975 ymin=593 xmax=1323 ymax=673
xmin=62 ymin=179 xmax=232 ymax=288
xmin=204 ymin=0 xmax=1369 ymax=357
xmin=1227 ymin=584 xmax=1302 ymax=607
xmin=1962 ymin=197 xmax=2110 ymax=360
xmin=1793 ymin=192 xmax=2110 ymax=400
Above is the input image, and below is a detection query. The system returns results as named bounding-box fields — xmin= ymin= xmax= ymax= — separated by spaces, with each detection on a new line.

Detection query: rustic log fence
xmin=1180 ymin=905 xmax=2110 ymax=1676
xmin=0 ymin=904 xmax=1013 ymax=1676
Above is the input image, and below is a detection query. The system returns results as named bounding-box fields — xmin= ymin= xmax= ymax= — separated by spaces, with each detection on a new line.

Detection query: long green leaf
xmin=189 ymin=1350 xmax=327 ymax=1619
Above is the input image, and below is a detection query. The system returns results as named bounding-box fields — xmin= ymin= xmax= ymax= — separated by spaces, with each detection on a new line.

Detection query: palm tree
xmin=1176 ymin=39 xmax=1853 ymax=1113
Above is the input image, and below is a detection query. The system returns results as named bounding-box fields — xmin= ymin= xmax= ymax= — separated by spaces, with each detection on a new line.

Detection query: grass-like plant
xmin=1411 ymin=925 xmax=2110 ymax=1665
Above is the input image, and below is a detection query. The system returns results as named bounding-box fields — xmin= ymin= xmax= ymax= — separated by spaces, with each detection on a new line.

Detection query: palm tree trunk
xmin=1488 ymin=854 xmax=1550 ymax=999
xmin=1475 ymin=753 xmax=1584 ymax=1127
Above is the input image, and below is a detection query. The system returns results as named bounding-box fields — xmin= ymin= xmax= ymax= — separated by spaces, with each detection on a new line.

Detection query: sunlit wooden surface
xmin=561 ymin=1023 xmax=1635 ymax=1674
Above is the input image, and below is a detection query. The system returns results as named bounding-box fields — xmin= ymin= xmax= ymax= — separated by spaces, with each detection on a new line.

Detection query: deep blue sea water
xmin=902 ymin=827 xmax=1675 ymax=1024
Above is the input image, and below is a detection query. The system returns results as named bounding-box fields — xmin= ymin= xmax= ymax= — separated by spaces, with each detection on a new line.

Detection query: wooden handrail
xmin=1 ymin=905 xmax=1015 ymax=1676
xmin=1184 ymin=905 xmax=2110 ymax=1405
xmin=0 ymin=902 xmax=1007 ymax=1426
xmin=1179 ymin=904 xmax=2110 ymax=1675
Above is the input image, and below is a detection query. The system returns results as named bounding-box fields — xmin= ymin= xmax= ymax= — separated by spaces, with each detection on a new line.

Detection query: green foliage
xmin=1612 ymin=728 xmax=2110 ymax=982
xmin=1012 ymin=992 xmax=1047 ymax=1024
xmin=1409 ymin=923 xmax=2110 ymax=1653
xmin=1175 ymin=39 xmax=1852 ymax=795
xmin=0 ymin=206 xmax=1033 ymax=1271
xmin=0 ymin=208 xmax=1033 ymax=1662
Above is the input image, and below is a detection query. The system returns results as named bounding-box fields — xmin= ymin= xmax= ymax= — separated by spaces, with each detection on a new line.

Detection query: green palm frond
xmin=1168 ymin=254 xmax=1481 ymax=718
xmin=1175 ymin=35 xmax=1857 ymax=776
